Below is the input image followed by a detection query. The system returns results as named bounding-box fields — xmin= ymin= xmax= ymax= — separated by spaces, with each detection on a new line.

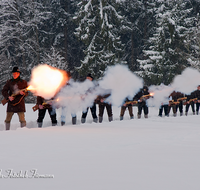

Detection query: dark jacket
xmin=2 ymin=77 xmax=28 ymax=112
xmin=135 ymin=87 xmax=150 ymax=105
xmin=193 ymin=89 xmax=200 ymax=100
xmin=169 ymin=91 xmax=184 ymax=102
xmin=36 ymin=96 xmax=53 ymax=109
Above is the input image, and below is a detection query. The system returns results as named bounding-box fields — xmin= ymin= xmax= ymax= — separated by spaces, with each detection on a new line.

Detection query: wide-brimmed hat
xmin=11 ymin=66 xmax=21 ymax=74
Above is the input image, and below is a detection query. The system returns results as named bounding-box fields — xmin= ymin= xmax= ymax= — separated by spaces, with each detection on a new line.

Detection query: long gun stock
xmin=177 ymin=97 xmax=187 ymax=102
xmin=125 ymin=100 xmax=138 ymax=105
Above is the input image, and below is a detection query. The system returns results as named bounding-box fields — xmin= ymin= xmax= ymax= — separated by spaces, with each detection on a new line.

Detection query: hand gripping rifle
xmin=32 ymin=99 xmax=59 ymax=112
xmin=139 ymin=93 xmax=153 ymax=101
xmin=1 ymin=88 xmax=28 ymax=106
xmin=188 ymin=98 xmax=198 ymax=104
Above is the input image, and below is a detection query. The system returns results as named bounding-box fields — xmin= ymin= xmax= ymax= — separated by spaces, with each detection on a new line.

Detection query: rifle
xmin=32 ymin=99 xmax=59 ymax=112
xmin=188 ymin=98 xmax=198 ymax=103
xmin=169 ymin=100 xmax=180 ymax=106
xmin=1 ymin=88 xmax=28 ymax=106
xmin=125 ymin=100 xmax=138 ymax=105
xmin=177 ymin=97 xmax=187 ymax=102
xmin=139 ymin=93 xmax=153 ymax=101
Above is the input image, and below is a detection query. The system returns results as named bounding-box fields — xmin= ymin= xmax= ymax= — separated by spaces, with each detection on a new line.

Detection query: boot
xmin=144 ymin=114 xmax=148 ymax=118
xmin=130 ymin=116 xmax=134 ymax=119
xmin=185 ymin=112 xmax=188 ymax=116
xmin=99 ymin=116 xmax=103 ymax=123
xmin=173 ymin=113 xmax=177 ymax=117
xmin=38 ymin=122 xmax=43 ymax=128
xmin=196 ymin=111 xmax=199 ymax=115
xmin=81 ymin=118 xmax=86 ymax=123
xmin=137 ymin=114 xmax=141 ymax=119
xmin=193 ymin=112 xmax=195 ymax=115
xmin=180 ymin=112 xmax=183 ymax=116
xmin=93 ymin=118 xmax=98 ymax=123
xmin=52 ymin=123 xmax=57 ymax=126
xmin=20 ymin=122 xmax=26 ymax=128
xmin=108 ymin=116 xmax=113 ymax=122
xmin=72 ymin=117 xmax=76 ymax=125
xmin=61 ymin=121 xmax=65 ymax=126
xmin=5 ymin=122 xmax=10 ymax=130
xmin=120 ymin=116 xmax=123 ymax=121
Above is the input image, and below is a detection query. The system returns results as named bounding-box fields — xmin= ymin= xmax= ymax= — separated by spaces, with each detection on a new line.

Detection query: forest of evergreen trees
xmin=0 ymin=0 xmax=200 ymax=98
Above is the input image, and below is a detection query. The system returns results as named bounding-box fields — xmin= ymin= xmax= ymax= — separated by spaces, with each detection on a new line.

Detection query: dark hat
xmin=143 ymin=86 xmax=148 ymax=91
xmin=87 ymin=73 xmax=93 ymax=79
xmin=11 ymin=66 xmax=21 ymax=74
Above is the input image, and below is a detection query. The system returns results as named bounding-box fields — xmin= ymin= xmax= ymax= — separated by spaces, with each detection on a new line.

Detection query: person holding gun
xmin=2 ymin=66 xmax=28 ymax=130
xmin=81 ymin=73 xmax=98 ymax=123
xmin=120 ymin=96 xmax=137 ymax=120
xmin=193 ymin=85 xmax=200 ymax=115
xmin=185 ymin=91 xmax=195 ymax=116
xmin=95 ymin=89 xmax=113 ymax=123
xmin=36 ymin=96 xmax=57 ymax=128
xmin=135 ymin=86 xmax=150 ymax=119
xmin=168 ymin=91 xmax=184 ymax=116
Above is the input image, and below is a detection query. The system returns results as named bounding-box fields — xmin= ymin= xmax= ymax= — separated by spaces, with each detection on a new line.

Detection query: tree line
xmin=0 ymin=0 xmax=200 ymax=101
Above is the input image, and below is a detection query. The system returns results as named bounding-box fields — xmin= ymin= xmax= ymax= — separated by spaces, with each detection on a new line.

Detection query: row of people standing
xmin=159 ymin=85 xmax=200 ymax=117
xmin=2 ymin=66 xmax=200 ymax=130
xmin=1 ymin=67 xmax=151 ymax=129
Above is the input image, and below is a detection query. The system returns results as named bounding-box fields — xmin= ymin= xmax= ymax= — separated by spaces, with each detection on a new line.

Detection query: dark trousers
xmin=168 ymin=102 xmax=183 ymax=114
xmin=82 ymin=103 xmax=97 ymax=119
xmin=138 ymin=103 xmax=148 ymax=115
xmin=99 ymin=103 xmax=112 ymax=117
xmin=196 ymin=102 xmax=200 ymax=113
xmin=120 ymin=105 xmax=133 ymax=117
xmin=185 ymin=102 xmax=195 ymax=113
xmin=37 ymin=108 xmax=57 ymax=124
xmin=159 ymin=105 xmax=169 ymax=116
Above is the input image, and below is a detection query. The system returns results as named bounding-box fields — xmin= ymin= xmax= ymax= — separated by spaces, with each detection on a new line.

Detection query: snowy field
xmin=0 ymin=103 xmax=200 ymax=190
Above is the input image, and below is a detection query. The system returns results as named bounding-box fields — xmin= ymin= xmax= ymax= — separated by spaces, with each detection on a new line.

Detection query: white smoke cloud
xmin=98 ymin=65 xmax=143 ymax=106
xmin=53 ymin=64 xmax=144 ymax=115
xmin=171 ymin=67 xmax=200 ymax=94
xmin=148 ymin=84 xmax=173 ymax=108
xmin=55 ymin=79 xmax=97 ymax=115
xmin=148 ymin=67 xmax=200 ymax=107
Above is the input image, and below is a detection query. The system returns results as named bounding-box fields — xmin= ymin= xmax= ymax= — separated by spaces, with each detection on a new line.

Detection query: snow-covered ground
xmin=0 ymin=104 xmax=200 ymax=190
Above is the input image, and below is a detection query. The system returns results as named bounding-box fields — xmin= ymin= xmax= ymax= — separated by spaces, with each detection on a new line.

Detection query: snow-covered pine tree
xmin=137 ymin=0 xmax=195 ymax=85
xmin=42 ymin=46 xmax=68 ymax=70
xmin=0 ymin=0 xmax=51 ymax=77
xmin=46 ymin=0 xmax=83 ymax=76
xmin=74 ymin=0 xmax=124 ymax=79
xmin=118 ymin=0 xmax=156 ymax=71
xmin=186 ymin=12 xmax=200 ymax=71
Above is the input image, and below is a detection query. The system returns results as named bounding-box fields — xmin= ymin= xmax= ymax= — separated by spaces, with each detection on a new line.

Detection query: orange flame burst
xmin=29 ymin=64 xmax=69 ymax=99
xmin=150 ymin=92 xmax=154 ymax=96
xmin=26 ymin=85 xmax=36 ymax=91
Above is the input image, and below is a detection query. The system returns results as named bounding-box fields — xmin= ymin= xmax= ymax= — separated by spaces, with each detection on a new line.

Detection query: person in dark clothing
xmin=120 ymin=97 xmax=137 ymax=120
xmin=2 ymin=66 xmax=28 ymax=130
xmin=185 ymin=91 xmax=195 ymax=116
xmin=168 ymin=91 xmax=184 ymax=116
xmin=135 ymin=86 xmax=150 ymax=119
xmin=193 ymin=85 xmax=200 ymax=115
xmin=95 ymin=90 xmax=113 ymax=123
xmin=159 ymin=103 xmax=169 ymax=117
xmin=36 ymin=96 xmax=57 ymax=128
xmin=81 ymin=73 xmax=98 ymax=123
